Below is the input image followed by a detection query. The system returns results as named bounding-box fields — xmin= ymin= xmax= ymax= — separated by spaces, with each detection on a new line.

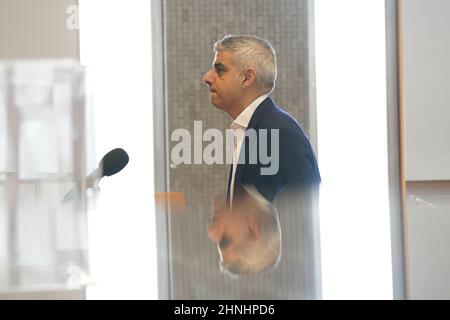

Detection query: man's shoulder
xmin=258 ymin=102 xmax=306 ymax=136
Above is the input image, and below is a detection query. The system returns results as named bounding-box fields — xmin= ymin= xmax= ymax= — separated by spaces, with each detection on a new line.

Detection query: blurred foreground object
xmin=208 ymin=185 xmax=281 ymax=275
xmin=154 ymin=192 xmax=185 ymax=214
xmin=0 ymin=60 xmax=93 ymax=293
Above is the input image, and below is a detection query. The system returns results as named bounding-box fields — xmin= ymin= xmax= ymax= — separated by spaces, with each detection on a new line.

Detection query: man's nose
xmin=203 ymin=70 xmax=213 ymax=86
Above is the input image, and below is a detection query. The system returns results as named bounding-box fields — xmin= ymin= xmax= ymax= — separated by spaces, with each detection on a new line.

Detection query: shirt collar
xmin=230 ymin=94 xmax=269 ymax=130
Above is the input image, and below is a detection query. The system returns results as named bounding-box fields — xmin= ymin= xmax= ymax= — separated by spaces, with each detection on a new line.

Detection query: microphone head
xmin=100 ymin=148 xmax=129 ymax=177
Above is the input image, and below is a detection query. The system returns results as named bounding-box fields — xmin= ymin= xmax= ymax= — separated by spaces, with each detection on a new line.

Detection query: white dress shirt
xmin=229 ymin=94 xmax=269 ymax=207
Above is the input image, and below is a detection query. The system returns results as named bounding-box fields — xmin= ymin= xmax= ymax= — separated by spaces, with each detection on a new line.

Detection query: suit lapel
xmin=246 ymin=96 xmax=276 ymax=130
xmin=231 ymin=97 xmax=276 ymax=200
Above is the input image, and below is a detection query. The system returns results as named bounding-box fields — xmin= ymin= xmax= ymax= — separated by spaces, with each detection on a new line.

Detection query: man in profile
xmin=203 ymin=35 xmax=320 ymax=281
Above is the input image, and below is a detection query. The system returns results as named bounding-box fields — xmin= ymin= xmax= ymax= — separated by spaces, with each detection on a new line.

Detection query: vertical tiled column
xmin=163 ymin=0 xmax=314 ymax=299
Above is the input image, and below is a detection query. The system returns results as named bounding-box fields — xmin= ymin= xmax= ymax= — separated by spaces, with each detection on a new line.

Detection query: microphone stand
xmin=60 ymin=166 xmax=102 ymax=205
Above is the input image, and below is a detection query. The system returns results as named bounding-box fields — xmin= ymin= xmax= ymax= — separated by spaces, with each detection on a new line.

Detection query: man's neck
xmin=228 ymin=91 xmax=268 ymax=120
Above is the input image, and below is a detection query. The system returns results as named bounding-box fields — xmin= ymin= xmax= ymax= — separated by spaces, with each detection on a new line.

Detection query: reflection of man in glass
xmin=208 ymin=186 xmax=281 ymax=275
xmin=203 ymin=35 xmax=320 ymax=277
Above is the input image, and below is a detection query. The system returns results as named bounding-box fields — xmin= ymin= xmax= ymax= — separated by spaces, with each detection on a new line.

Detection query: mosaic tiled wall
xmin=163 ymin=0 xmax=316 ymax=299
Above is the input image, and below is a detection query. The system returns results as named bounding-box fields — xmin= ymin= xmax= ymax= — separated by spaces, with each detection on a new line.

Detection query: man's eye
xmin=219 ymin=236 xmax=231 ymax=249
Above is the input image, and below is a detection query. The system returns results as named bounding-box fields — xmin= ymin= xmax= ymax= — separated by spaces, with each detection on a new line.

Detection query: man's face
xmin=203 ymin=50 xmax=244 ymax=112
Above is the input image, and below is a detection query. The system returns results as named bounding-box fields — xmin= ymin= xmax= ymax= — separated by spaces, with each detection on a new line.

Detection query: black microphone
xmin=61 ymin=148 xmax=129 ymax=204
xmin=98 ymin=147 xmax=130 ymax=178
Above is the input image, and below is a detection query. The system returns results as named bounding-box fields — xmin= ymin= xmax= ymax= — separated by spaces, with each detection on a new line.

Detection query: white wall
xmin=0 ymin=0 xmax=78 ymax=59
xmin=402 ymin=0 xmax=450 ymax=299
xmin=403 ymin=0 xmax=450 ymax=181
xmin=315 ymin=0 xmax=393 ymax=299
xmin=79 ymin=0 xmax=158 ymax=300
xmin=406 ymin=184 xmax=450 ymax=299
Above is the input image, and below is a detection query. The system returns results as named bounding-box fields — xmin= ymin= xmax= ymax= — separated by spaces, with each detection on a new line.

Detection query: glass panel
xmin=0 ymin=60 xmax=92 ymax=293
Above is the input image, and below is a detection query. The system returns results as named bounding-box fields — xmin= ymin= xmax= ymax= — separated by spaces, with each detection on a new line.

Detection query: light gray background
xmin=403 ymin=0 xmax=450 ymax=181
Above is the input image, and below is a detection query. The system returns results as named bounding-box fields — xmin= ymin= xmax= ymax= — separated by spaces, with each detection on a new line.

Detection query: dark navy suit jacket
xmin=227 ymin=96 xmax=321 ymax=205
xmin=225 ymin=96 xmax=322 ymax=298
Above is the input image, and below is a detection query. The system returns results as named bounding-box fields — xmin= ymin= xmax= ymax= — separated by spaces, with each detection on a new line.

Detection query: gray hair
xmin=223 ymin=201 xmax=281 ymax=275
xmin=214 ymin=35 xmax=277 ymax=94
xmin=238 ymin=206 xmax=281 ymax=274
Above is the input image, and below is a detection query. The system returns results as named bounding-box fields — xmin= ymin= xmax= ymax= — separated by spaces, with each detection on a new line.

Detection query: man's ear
xmin=242 ymin=68 xmax=257 ymax=89
xmin=246 ymin=214 xmax=261 ymax=242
